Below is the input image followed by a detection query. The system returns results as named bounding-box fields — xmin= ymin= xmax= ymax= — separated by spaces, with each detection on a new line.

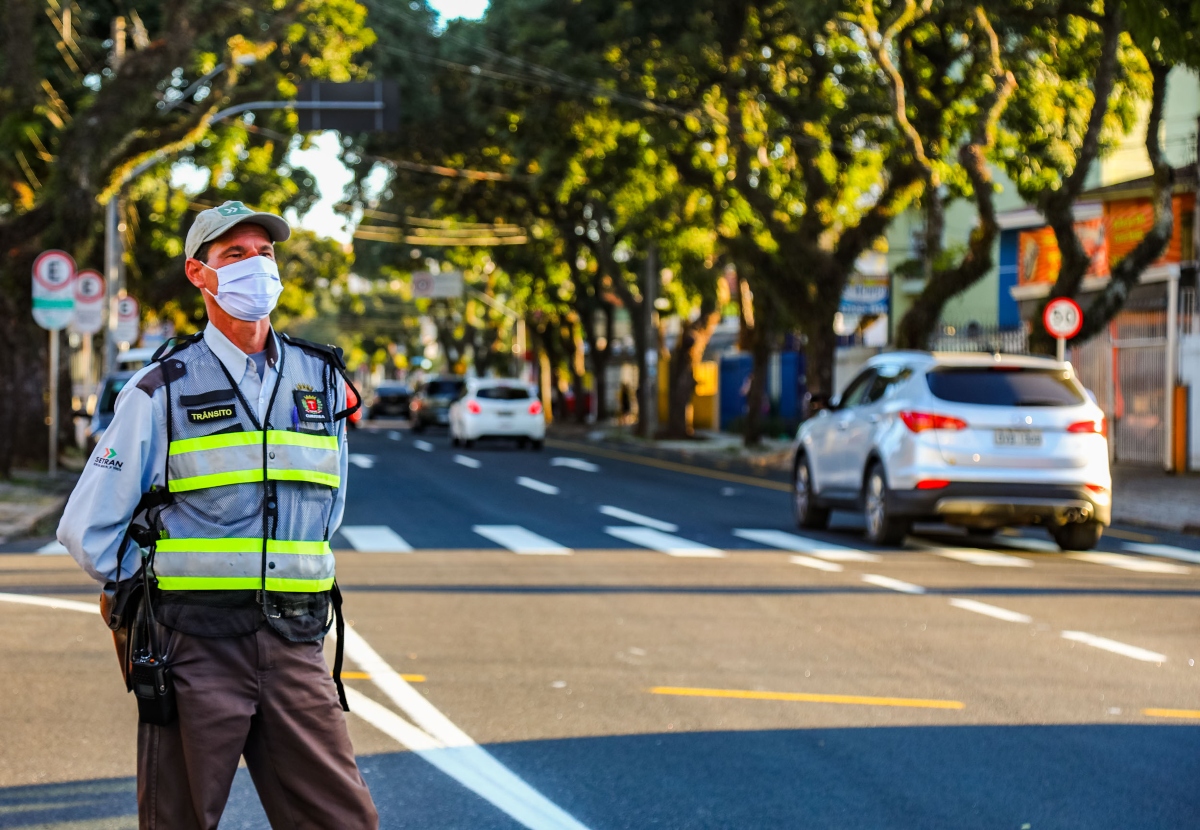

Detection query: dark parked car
xmin=368 ymin=383 xmax=412 ymax=420
xmin=410 ymin=377 xmax=466 ymax=432
xmin=85 ymin=371 xmax=136 ymax=453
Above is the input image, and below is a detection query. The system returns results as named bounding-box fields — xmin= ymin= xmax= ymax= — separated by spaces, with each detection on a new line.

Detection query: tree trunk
xmin=664 ymin=306 xmax=721 ymax=439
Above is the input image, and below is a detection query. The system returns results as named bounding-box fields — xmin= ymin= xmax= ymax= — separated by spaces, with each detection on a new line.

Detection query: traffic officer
xmin=58 ymin=201 xmax=379 ymax=829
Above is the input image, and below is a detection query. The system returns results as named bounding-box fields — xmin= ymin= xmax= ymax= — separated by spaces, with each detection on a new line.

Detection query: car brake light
xmin=467 ymin=400 xmax=481 ymax=415
xmin=1085 ymin=484 xmax=1108 ymax=493
xmin=529 ymin=400 xmax=543 ymax=415
xmin=1068 ymin=418 xmax=1107 ymax=437
xmin=916 ymin=479 xmax=951 ymax=490
xmin=900 ymin=411 xmax=968 ymax=432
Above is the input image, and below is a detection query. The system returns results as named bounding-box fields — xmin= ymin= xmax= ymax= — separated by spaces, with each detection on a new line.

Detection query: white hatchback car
xmin=793 ymin=352 xmax=1111 ymax=550
xmin=449 ymin=378 xmax=546 ymax=449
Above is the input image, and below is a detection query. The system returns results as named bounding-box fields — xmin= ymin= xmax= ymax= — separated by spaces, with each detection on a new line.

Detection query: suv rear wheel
xmin=863 ymin=463 xmax=910 ymax=547
xmin=793 ymin=455 xmax=830 ymax=530
xmin=1051 ymin=521 xmax=1104 ymax=551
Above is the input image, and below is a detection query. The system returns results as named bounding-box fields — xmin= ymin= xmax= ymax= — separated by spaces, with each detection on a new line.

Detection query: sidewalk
xmin=0 ymin=469 xmax=79 ymax=544
xmin=548 ymin=422 xmax=1200 ymax=534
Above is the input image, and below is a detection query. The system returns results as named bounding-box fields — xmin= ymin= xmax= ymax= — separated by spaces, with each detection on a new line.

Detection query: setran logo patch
xmin=188 ymin=404 xmax=238 ymax=424
xmin=94 ymin=448 xmax=123 ymax=470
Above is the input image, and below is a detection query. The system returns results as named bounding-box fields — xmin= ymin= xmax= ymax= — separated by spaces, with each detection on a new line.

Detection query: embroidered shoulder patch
xmin=188 ymin=403 xmax=238 ymax=424
xmin=293 ymin=389 xmax=330 ymax=423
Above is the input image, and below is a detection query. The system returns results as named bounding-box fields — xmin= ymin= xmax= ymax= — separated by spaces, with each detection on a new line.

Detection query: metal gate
xmin=1071 ymin=298 xmax=1169 ymax=466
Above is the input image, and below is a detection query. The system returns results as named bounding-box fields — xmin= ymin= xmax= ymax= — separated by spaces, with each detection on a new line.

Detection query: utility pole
xmin=640 ymin=243 xmax=659 ymax=439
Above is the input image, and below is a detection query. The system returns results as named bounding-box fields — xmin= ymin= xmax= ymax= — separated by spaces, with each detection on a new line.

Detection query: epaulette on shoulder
xmin=134 ymin=332 xmax=201 ymax=397
xmin=279 ymin=332 xmax=346 ymax=370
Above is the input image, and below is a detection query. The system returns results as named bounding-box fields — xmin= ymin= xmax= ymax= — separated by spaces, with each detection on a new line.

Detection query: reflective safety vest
xmin=149 ymin=334 xmax=344 ymax=595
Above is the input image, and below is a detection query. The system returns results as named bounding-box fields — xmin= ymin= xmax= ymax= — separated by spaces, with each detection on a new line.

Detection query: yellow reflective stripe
xmin=267 ymin=540 xmax=332 ymax=555
xmin=267 ymin=577 xmax=335 ymax=592
xmin=170 ymin=431 xmax=263 ymax=456
xmin=155 ymin=576 xmax=264 ymax=591
xmin=155 ymin=576 xmax=334 ymax=592
xmin=156 ymin=537 xmax=262 ymax=554
xmin=267 ymin=469 xmax=341 ymax=488
xmin=168 ymin=469 xmax=263 ymax=492
xmin=266 ymin=430 xmax=338 ymax=451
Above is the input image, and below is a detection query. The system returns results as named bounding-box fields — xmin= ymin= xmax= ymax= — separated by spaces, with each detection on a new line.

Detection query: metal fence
xmin=927 ymin=323 xmax=1030 ymax=354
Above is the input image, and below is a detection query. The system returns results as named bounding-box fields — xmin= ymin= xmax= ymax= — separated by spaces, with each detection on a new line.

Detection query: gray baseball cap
xmin=185 ymin=200 xmax=291 ymax=259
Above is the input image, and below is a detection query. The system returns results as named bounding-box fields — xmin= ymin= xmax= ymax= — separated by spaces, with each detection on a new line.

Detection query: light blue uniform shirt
xmin=58 ymin=323 xmax=349 ymax=584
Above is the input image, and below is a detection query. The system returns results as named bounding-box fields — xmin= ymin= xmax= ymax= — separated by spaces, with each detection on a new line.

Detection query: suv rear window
xmin=926 ymin=368 xmax=1085 ymax=407
xmin=477 ymin=386 xmax=530 ymax=401
xmin=424 ymin=381 xmax=464 ymax=397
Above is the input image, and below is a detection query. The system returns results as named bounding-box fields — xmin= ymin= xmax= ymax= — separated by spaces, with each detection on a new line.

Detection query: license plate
xmin=497 ymin=410 xmax=514 ymax=418
xmin=994 ymin=429 xmax=1042 ymax=447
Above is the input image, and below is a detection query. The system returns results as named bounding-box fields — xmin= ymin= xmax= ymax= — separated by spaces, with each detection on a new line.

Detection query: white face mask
xmin=202 ymin=255 xmax=283 ymax=322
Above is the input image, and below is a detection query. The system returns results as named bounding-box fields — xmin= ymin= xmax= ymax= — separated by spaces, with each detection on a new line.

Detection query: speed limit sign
xmin=1043 ymin=297 xmax=1083 ymax=340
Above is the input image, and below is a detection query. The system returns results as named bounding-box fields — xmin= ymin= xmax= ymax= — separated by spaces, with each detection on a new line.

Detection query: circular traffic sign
xmin=70 ymin=270 xmax=106 ymax=335
xmin=1043 ymin=297 xmax=1083 ymax=340
xmin=74 ymin=270 xmax=105 ymax=303
xmin=32 ymin=250 xmax=76 ymax=292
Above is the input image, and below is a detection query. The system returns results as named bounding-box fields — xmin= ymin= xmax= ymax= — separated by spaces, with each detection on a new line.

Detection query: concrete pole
xmin=103 ymin=197 xmax=121 ymax=376
xmin=641 ymin=243 xmax=659 ymax=439
xmin=48 ymin=330 xmax=59 ymax=477
xmin=1165 ymin=270 xmax=1180 ymax=472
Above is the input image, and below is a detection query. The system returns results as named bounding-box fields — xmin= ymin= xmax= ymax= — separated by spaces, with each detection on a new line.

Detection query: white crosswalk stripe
xmin=454 ymin=455 xmax=482 ymax=469
xmin=1067 ymin=552 xmax=1189 ymax=574
xmin=927 ymin=548 xmax=1032 ymax=568
xmin=348 ymin=454 xmax=376 ymax=469
xmin=788 ymin=555 xmax=842 ymax=572
xmin=517 ymin=477 xmax=560 ymax=495
xmin=732 ymin=529 xmax=880 ymax=562
xmin=413 ymin=440 xmax=435 ymax=452
xmin=1122 ymin=542 xmax=1200 ymax=565
xmin=550 ymin=457 xmax=599 ymax=472
xmin=339 ymin=526 xmax=413 ymax=552
xmin=604 ymin=526 xmax=725 ymax=558
xmin=1061 ymin=631 xmax=1167 ymax=663
xmin=861 ymin=574 xmax=925 ymax=594
xmin=386 ymin=431 xmax=402 ymax=440
xmin=599 ymin=506 xmax=677 ymax=532
xmin=473 ymin=525 xmax=571 ymax=555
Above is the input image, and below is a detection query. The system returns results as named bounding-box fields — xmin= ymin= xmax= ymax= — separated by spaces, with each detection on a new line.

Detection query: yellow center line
xmin=545 ymin=439 xmax=792 ymax=492
xmin=338 ymin=671 xmax=426 ymax=682
xmin=649 ymin=686 xmax=964 ymax=710
xmin=1143 ymin=708 xmax=1200 ymax=720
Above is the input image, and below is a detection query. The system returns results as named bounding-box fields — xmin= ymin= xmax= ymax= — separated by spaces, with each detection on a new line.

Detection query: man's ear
xmin=183 ymin=258 xmax=208 ymax=290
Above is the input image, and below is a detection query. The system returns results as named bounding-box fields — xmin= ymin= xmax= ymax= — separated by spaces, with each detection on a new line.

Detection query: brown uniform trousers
xmin=137 ymin=625 xmax=379 ymax=829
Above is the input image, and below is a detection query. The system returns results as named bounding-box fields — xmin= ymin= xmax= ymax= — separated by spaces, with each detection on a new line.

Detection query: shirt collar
xmin=203 ymin=322 xmax=279 ymax=380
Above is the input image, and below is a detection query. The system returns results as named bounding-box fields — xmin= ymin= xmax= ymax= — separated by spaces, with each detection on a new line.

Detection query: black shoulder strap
xmin=330 ymin=582 xmax=349 ymax=712
xmin=150 ymin=331 xmax=204 ymax=363
xmin=278 ymin=333 xmax=362 ymax=421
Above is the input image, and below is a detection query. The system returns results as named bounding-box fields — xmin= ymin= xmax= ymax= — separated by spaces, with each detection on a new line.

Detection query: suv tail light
xmin=529 ymin=400 xmax=543 ymax=415
xmin=916 ymin=479 xmax=951 ymax=490
xmin=467 ymin=400 xmax=481 ymax=415
xmin=1068 ymin=417 xmax=1107 ymax=437
xmin=900 ymin=411 xmax=968 ymax=432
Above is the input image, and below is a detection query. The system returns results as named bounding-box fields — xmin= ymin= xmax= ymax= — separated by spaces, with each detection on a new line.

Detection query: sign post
xmin=114 ymin=295 xmax=140 ymax=350
xmin=32 ymin=250 xmax=77 ymax=477
xmin=1043 ymin=297 xmax=1083 ymax=362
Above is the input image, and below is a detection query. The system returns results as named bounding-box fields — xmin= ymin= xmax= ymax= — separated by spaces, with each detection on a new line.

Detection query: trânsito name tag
xmin=188 ymin=404 xmax=237 ymax=424
xmin=293 ymin=389 xmax=331 ymax=425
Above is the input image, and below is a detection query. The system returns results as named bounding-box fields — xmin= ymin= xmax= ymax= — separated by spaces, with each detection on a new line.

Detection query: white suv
xmin=792 ymin=352 xmax=1111 ymax=550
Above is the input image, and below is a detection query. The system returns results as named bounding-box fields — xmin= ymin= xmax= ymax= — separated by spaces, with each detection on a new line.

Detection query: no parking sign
xmin=71 ymin=270 xmax=105 ymax=335
xmin=32 ymin=250 xmax=76 ymax=330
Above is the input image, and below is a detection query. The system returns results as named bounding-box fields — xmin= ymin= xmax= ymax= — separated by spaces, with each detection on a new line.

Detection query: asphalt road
xmin=3 ymin=419 xmax=1200 ymax=829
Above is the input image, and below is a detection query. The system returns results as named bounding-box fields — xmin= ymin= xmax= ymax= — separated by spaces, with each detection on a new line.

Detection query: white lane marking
xmin=931 ymin=549 xmax=1032 ymax=568
xmin=788 ymin=555 xmax=843 ymax=573
xmin=603 ymin=526 xmax=725 ymax=558
xmin=387 ymin=431 xmax=403 ymax=441
xmin=1067 ymin=552 xmax=1189 ymax=575
xmin=599 ymin=506 xmax=677 ymax=532
xmin=516 ymin=477 xmax=560 ymax=495
xmin=992 ymin=536 xmax=1060 ymax=553
xmin=1123 ymin=542 xmax=1200 ymax=565
xmin=1061 ymin=630 xmax=1168 ymax=663
xmin=3 ymin=591 xmax=592 ymax=830
xmin=348 ymin=453 xmax=376 ymax=469
xmin=414 ymin=440 xmax=435 ymax=452
xmin=341 ymin=627 xmax=592 ymax=830
xmin=0 ymin=592 xmax=99 ymax=615
xmin=37 ymin=541 xmax=68 ymax=554
xmin=473 ymin=525 xmax=571 ymax=555
xmin=949 ymin=598 xmax=1032 ymax=623
xmin=339 ymin=526 xmax=413 ymax=553
xmin=861 ymin=574 xmax=926 ymax=594
xmin=731 ymin=529 xmax=880 ymax=562
xmin=550 ymin=457 xmax=599 ymax=473
xmin=454 ymin=455 xmax=482 ymax=469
